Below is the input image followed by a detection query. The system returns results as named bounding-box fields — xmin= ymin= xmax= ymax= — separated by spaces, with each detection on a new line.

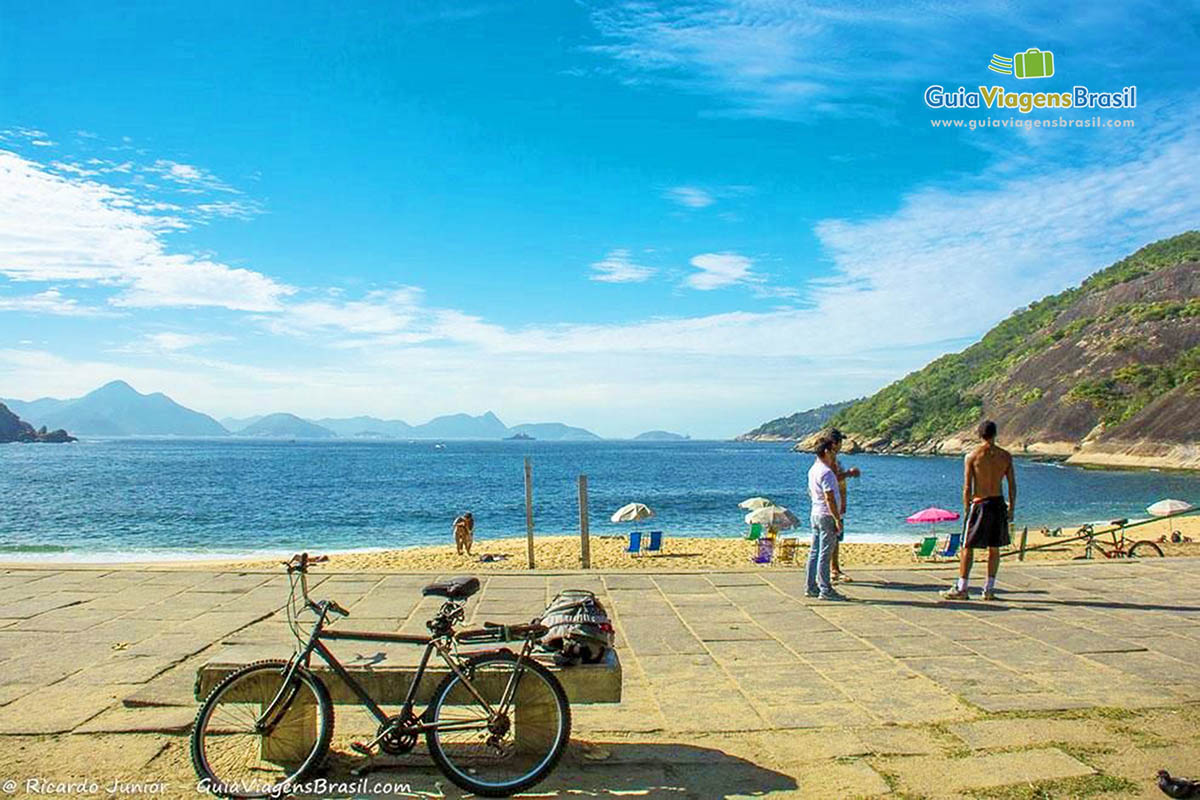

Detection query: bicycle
xmin=1072 ymin=523 xmax=1164 ymax=559
xmin=190 ymin=553 xmax=571 ymax=798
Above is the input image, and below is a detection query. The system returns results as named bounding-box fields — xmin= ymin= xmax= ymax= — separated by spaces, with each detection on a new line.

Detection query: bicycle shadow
xmin=313 ymin=740 xmax=798 ymax=798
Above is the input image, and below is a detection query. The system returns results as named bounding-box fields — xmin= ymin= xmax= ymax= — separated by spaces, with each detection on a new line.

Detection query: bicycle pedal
xmin=350 ymin=741 xmax=376 ymax=757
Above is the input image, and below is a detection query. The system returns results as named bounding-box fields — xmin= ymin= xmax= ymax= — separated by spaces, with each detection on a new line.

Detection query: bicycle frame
xmin=259 ymin=578 xmax=536 ymax=743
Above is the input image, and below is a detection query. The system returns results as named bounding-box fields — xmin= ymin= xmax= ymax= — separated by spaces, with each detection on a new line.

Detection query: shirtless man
xmin=941 ymin=420 xmax=1016 ymax=601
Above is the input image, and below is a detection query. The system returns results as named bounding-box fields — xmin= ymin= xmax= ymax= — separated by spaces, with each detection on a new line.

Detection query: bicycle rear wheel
xmin=191 ymin=660 xmax=333 ymax=798
xmin=426 ymin=651 xmax=571 ymax=797
xmin=1129 ymin=540 xmax=1165 ymax=558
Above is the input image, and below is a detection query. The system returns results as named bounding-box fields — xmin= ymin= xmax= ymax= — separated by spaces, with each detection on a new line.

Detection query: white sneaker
xmin=940 ymin=587 xmax=970 ymax=601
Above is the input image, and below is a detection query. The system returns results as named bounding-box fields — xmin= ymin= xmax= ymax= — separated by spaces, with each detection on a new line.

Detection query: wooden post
xmin=578 ymin=474 xmax=591 ymax=569
xmin=1018 ymin=525 xmax=1028 ymax=561
xmin=524 ymin=457 xmax=535 ymax=570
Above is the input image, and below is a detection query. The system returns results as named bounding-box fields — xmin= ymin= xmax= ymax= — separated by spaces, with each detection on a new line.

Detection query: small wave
xmin=0 ymin=544 xmax=70 ymax=553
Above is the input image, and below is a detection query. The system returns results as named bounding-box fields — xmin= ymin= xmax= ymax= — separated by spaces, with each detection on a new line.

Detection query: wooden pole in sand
xmin=1018 ymin=525 xmax=1028 ymax=561
xmin=578 ymin=474 xmax=591 ymax=569
xmin=524 ymin=457 xmax=535 ymax=569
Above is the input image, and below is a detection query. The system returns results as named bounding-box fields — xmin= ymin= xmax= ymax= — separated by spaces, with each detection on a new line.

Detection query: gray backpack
xmin=538 ymin=589 xmax=614 ymax=665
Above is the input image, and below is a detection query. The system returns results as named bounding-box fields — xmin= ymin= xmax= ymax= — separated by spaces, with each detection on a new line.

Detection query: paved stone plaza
xmin=1 ymin=558 xmax=1199 ymax=798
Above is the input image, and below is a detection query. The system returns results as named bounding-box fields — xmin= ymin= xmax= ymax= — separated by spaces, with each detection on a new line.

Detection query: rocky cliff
xmin=795 ymin=233 xmax=1200 ymax=469
xmin=0 ymin=403 xmax=76 ymax=443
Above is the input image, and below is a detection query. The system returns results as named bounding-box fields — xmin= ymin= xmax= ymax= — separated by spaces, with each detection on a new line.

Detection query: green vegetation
xmin=1105 ymin=297 xmax=1200 ymax=323
xmin=826 ymin=231 xmax=1200 ymax=445
xmin=1066 ymin=345 xmax=1200 ymax=426
xmin=1081 ymin=230 xmax=1200 ymax=292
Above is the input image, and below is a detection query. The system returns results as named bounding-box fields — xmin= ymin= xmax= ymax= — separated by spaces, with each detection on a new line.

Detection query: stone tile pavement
xmin=2 ymin=557 xmax=1199 ymax=797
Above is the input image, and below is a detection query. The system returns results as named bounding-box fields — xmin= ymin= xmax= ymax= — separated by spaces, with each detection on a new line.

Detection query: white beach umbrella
xmin=1147 ymin=498 xmax=1195 ymax=517
xmin=744 ymin=505 xmax=799 ymax=530
xmin=738 ymin=497 xmax=774 ymax=510
xmin=611 ymin=502 xmax=654 ymax=523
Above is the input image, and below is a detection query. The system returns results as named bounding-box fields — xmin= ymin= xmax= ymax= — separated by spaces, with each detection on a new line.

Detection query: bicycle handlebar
xmin=324 ymin=600 xmax=351 ymax=618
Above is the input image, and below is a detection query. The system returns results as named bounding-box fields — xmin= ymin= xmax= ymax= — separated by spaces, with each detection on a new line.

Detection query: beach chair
xmin=912 ymin=536 xmax=937 ymax=560
xmin=645 ymin=531 xmax=664 ymax=555
xmin=935 ymin=532 xmax=962 ymax=561
xmin=624 ymin=532 xmax=643 ymax=556
xmin=751 ymin=537 xmax=774 ymax=565
xmin=777 ymin=537 xmax=799 ymax=564
xmin=746 ymin=523 xmax=763 ymax=540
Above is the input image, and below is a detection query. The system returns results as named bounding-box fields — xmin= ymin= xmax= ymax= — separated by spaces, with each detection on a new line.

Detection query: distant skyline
xmin=2 ymin=2 xmax=1197 ymax=438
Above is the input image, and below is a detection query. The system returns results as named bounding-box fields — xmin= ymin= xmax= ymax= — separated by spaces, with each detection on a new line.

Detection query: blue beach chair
xmin=645 ymin=531 xmax=664 ymax=555
xmin=936 ymin=532 xmax=962 ymax=561
xmin=624 ymin=532 xmax=643 ymax=556
xmin=751 ymin=537 xmax=773 ymax=565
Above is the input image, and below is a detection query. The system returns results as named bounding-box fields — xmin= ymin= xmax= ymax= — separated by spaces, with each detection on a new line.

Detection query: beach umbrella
xmin=744 ymin=505 xmax=799 ymax=530
xmin=906 ymin=506 xmax=960 ymax=538
xmin=738 ymin=497 xmax=773 ymax=510
xmin=611 ymin=502 xmax=654 ymax=523
xmin=905 ymin=507 xmax=960 ymax=524
xmin=1147 ymin=499 xmax=1194 ymax=517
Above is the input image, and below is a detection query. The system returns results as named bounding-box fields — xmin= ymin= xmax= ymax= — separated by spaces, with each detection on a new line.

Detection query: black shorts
xmin=965 ymin=497 xmax=1010 ymax=549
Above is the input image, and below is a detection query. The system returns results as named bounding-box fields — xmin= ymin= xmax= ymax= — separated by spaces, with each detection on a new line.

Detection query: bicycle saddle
xmin=422 ymin=576 xmax=480 ymax=599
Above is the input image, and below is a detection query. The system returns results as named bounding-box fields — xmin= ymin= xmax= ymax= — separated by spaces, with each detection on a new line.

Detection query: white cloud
xmin=0 ymin=150 xmax=293 ymax=312
xmin=685 ymin=252 xmax=756 ymax=290
xmin=267 ymin=288 xmax=426 ymax=336
xmin=589 ymin=249 xmax=656 ymax=283
xmin=144 ymin=332 xmax=214 ymax=351
xmin=665 ymin=186 xmax=714 ymax=208
xmin=146 ymin=159 xmax=239 ymax=194
xmin=0 ymin=288 xmax=112 ymax=317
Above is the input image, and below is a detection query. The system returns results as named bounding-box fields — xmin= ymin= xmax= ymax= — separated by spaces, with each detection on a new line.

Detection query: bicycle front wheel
xmin=1129 ymin=540 xmax=1165 ymax=558
xmin=191 ymin=660 xmax=333 ymax=798
xmin=426 ymin=651 xmax=571 ymax=797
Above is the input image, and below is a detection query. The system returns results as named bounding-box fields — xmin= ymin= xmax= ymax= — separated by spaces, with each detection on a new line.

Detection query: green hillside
xmin=737 ymin=399 xmax=858 ymax=440
xmin=827 ymin=232 xmax=1200 ymax=448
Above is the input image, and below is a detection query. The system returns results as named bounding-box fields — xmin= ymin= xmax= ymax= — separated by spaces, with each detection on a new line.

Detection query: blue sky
xmin=1 ymin=1 xmax=1197 ymax=437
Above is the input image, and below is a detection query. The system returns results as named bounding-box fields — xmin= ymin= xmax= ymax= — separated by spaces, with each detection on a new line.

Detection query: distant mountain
xmin=4 ymin=380 xmax=228 ymax=437
xmin=634 ymin=430 xmax=690 ymax=441
xmin=220 ymin=416 xmax=263 ymax=433
xmin=507 ymin=422 xmax=601 ymax=441
xmin=737 ymin=399 xmax=859 ymax=441
xmin=818 ymin=232 xmax=1200 ymax=470
xmin=0 ymin=402 xmax=75 ymax=443
xmin=411 ymin=411 xmax=509 ymax=439
xmin=0 ymin=396 xmax=69 ymax=422
xmin=236 ymin=413 xmax=336 ymax=438
xmin=314 ymin=416 xmax=415 ymax=438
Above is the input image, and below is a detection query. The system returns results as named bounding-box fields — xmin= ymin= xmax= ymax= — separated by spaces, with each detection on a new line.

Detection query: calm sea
xmin=2 ymin=439 xmax=1197 ymax=561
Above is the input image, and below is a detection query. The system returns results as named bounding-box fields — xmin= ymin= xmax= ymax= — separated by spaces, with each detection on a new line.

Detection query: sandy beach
xmin=211 ymin=515 xmax=1200 ymax=572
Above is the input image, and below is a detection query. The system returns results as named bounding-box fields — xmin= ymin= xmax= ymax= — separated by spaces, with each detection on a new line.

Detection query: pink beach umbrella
xmin=906 ymin=507 xmax=960 ymax=524
xmin=906 ymin=506 xmax=961 ymax=539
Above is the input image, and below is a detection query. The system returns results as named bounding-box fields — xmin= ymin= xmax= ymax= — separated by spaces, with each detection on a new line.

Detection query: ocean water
xmin=2 ymin=439 xmax=1198 ymax=561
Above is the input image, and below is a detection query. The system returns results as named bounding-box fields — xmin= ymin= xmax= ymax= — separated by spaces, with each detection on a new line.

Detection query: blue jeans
xmin=807 ymin=514 xmax=837 ymax=595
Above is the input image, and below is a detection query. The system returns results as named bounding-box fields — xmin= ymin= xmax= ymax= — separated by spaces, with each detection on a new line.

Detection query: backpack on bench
xmin=538 ymin=589 xmax=614 ymax=665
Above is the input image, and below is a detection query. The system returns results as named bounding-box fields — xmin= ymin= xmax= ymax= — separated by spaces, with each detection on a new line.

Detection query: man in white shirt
xmin=806 ymin=438 xmax=846 ymax=600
